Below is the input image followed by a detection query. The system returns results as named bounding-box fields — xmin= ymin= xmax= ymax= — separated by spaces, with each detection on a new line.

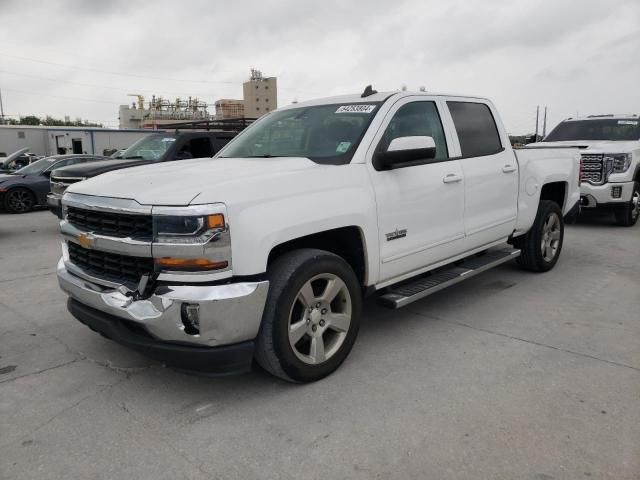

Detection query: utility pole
xmin=535 ymin=105 xmax=539 ymax=140
xmin=0 ymin=88 xmax=5 ymax=125
xmin=542 ymin=106 xmax=548 ymax=138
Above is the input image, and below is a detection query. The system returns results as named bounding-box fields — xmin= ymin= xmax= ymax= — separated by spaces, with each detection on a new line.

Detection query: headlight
xmin=605 ymin=153 xmax=632 ymax=173
xmin=152 ymin=205 xmax=231 ymax=273
xmin=153 ymin=213 xmax=225 ymax=243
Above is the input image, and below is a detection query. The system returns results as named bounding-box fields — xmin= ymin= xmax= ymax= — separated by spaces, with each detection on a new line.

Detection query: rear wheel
xmin=614 ymin=181 xmax=639 ymax=227
xmin=255 ymin=249 xmax=362 ymax=383
xmin=3 ymin=188 xmax=35 ymax=214
xmin=513 ymin=200 xmax=564 ymax=272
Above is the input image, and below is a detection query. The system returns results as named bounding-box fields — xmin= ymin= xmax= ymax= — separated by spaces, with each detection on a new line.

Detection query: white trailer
xmin=0 ymin=125 xmax=159 ymax=157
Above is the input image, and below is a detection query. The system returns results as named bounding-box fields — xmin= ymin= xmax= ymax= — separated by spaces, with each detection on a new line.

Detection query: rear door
xmin=444 ymin=100 xmax=518 ymax=247
xmin=367 ymin=97 xmax=466 ymax=284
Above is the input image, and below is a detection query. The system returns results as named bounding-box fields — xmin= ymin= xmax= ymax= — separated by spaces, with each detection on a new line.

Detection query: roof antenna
xmin=361 ymin=85 xmax=377 ymax=98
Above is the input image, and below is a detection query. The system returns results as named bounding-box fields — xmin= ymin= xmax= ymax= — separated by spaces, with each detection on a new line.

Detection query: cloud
xmin=0 ymin=0 xmax=638 ymax=132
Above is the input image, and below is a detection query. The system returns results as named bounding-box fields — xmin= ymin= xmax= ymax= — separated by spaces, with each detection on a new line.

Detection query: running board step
xmin=379 ymin=248 xmax=521 ymax=309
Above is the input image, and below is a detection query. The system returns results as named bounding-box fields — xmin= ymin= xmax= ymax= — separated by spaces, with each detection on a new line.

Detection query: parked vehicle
xmin=56 ymin=89 xmax=581 ymax=382
xmin=47 ymin=131 xmax=238 ymax=217
xmin=0 ymin=155 xmax=110 ymax=213
xmin=0 ymin=148 xmax=40 ymax=173
xmin=533 ymin=114 xmax=640 ymax=226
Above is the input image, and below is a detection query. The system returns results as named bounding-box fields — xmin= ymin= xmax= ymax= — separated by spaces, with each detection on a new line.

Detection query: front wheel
xmin=513 ymin=200 xmax=564 ymax=272
xmin=255 ymin=249 xmax=362 ymax=383
xmin=614 ymin=181 xmax=639 ymax=227
xmin=3 ymin=188 xmax=35 ymax=214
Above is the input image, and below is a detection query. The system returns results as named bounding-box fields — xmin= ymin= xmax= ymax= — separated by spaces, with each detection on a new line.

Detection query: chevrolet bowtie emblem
xmin=77 ymin=232 xmax=94 ymax=249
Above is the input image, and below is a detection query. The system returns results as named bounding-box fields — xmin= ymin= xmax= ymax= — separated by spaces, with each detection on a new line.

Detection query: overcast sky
xmin=0 ymin=0 xmax=638 ymax=133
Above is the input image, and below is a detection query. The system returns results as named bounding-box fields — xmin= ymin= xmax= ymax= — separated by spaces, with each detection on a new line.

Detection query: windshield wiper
xmin=123 ymin=156 xmax=143 ymax=159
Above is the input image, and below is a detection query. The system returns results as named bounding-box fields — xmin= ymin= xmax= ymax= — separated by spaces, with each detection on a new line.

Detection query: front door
xmin=367 ymin=97 xmax=466 ymax=284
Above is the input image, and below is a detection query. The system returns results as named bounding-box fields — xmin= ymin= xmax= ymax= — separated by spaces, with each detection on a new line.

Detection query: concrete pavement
xmin=1 ymin=210 xmax=638 ymax=479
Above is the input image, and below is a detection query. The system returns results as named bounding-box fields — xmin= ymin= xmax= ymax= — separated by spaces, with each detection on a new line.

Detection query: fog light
xmin=181 ymin=303 xmax=200 ymax=335
xmin=611 ymin=186 xmax=622 ymax=199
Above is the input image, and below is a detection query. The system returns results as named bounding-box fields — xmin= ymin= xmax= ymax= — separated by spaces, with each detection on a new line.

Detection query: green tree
xmin=20 ymin=115 xmax=41 ymax=125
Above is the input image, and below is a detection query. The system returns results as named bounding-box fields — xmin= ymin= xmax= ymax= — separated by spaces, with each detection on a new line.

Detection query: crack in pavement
xmin=407 ymin=308 xmax=640 ymax=373
xmin=0 ymin=270 xmax=56 ymax=284
xmin=0 ymin=376 xmax=130 ymax=451
xmin=0 ymin=358 xmax=81 ymax=384
xmin=0 ymin=298 xmax=154 ymax=379
xmin=114 ymin=393 xmax=217 ymax=479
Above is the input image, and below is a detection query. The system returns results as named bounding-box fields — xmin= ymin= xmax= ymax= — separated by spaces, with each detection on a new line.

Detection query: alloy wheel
xmin=541 ymin=212 xmax=561 ymax=262
xmin=631 ymin=189 xmax=639 ymax=221
xmin=7 ymin=190 xmax=34 ymax=213
xmin=288 ymin=273 xmax=352 ymax=365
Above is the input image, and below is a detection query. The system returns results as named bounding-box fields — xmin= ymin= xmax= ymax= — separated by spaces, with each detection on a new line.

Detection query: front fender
xmin=226 ymin=166 xmax=379 ymax=284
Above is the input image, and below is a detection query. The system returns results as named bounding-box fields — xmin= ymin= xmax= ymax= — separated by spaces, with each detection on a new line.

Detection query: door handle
xmin=502 ymin=164 xmax=517 ymax=173
xmin=443 ymin=174 xmax=462 ymax=184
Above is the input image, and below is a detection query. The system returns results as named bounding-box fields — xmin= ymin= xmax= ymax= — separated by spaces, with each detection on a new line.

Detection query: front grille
xmin=68 ymin=241 xmax=153 ymax=285
xmin=580 ymin=154 xmax=604 ymax=184
xmin=50 ymin=176 xmax=84 ymax=196
xmin=67 ymin=206 xmax=152 ymax=239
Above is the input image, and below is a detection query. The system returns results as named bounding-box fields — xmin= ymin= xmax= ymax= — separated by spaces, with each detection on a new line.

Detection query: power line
xmin=1 ymin=87 xmax=123 ymax=105
xmin=0 ymin=52 xmax=241 ymax=85
xmin=0 ymin=69 xmax=219 ymax=98
xmin=0 ymin=53 xmax=318 ymax=96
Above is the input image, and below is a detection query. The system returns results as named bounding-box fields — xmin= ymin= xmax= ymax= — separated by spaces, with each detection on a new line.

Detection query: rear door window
xmin=447 ymin=102 xmax=503 ymax=157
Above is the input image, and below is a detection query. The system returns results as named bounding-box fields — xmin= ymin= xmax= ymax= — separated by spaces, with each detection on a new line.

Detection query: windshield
xmin=219 ymin=102 xmax=381 ymax=164
xmin=544 ymin=119 xmax=640 ymax=142
xmin=14 ymin=157 xmax=58 ymax=175
xmin=120 ymin=134 xmax=176 ymax=161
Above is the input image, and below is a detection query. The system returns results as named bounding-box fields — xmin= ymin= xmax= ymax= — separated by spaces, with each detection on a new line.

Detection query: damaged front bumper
xmin=57 ymin=259 xmax=269 ymax=374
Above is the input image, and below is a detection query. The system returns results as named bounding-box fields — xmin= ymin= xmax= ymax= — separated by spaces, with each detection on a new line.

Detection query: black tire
xmin=3 ymin=187 xmax=36 ymax=214
xmin=255 ymin=248 xmax=362 ymax=383
xmin=513 ymin=200 xmax=564 ymax=272
xmin=614 ymin=181 xmax=639 ymax=227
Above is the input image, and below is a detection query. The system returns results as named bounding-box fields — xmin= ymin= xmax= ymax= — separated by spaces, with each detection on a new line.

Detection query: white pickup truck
xmin=533 ymin=114 xmax=640 ymax=226
xmin=56 ymin=89 xmax=580 ymax=382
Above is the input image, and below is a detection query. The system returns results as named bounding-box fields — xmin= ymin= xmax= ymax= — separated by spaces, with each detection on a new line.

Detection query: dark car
xmin=0 ymin=155 xmax=111 ymax=214
xmin=0 ymin=149 xmax=41 ymax=173
xmin=48 ymin=130 xmax=239 ymax=217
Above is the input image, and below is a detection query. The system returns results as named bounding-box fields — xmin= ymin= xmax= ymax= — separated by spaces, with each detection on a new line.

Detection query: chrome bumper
xmin=57 ymin=258 xmax=269 ymax=347
xmin=47 ymin=194 xmax=62 ymax=218
xmin=580 ymin=181 xmax=635 ymax=207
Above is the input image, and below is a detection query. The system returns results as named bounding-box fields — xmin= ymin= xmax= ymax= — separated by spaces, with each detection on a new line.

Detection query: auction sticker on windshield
xmin=618 ymin=120 xmax=638 ymax=125
xmin=336 ymin=105 xmax=377 ymax=114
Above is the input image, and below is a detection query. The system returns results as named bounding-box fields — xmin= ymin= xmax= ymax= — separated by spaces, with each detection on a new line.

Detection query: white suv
xmin=534 ymin=114 xmax=640 ymax=226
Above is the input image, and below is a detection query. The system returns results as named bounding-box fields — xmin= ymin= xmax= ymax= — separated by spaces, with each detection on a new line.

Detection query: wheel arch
xmin=539 ymin=181 xmax=567 ymax=210
xmin=267 ymin=226 xmax=369 ymax=288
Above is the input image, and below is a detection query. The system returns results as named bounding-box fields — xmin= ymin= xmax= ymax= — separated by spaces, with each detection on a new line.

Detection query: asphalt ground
xmin=1 ymin=209 xmax=638 ymax=480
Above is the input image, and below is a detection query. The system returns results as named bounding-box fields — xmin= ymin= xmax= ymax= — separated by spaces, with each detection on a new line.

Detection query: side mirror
xmin=43 ymin=170 xmax=52 ymax=177
xmin=374 ymin=136 xmax=437 ymax=170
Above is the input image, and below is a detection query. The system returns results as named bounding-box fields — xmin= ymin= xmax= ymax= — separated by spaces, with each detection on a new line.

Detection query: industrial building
xmin=119 ymin=94 xmax=210 ymax=129
xmin=0 ymin=125 xmax=156 ymax=157
xmin=118 ymin=69 xmax=278 ymax=127
xmin=215 ymin=99 xmax=245 ymax=120
xmin=242 ymin=69 xmax=278 ymax=118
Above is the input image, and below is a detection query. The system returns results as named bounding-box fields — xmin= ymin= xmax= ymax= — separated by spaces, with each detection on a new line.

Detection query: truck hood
xmin=66 ymin=157 xmax=338 ymax=206
xmin=533 ymin=140 xmax=640 ymax=153
xmin=52 ymin=158 xmax=153 ymax=179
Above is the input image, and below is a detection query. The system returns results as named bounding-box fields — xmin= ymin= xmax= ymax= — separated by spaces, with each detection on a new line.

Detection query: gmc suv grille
xmin=68 ymin=241 xmax=153 ymax=285
xmin=50 ymin=176 xmax=84 ymax=196
xmin=580 ymin=154 xmax=604 ymax=184
xmin=67 ymin=206 xmax=153 ymax=239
